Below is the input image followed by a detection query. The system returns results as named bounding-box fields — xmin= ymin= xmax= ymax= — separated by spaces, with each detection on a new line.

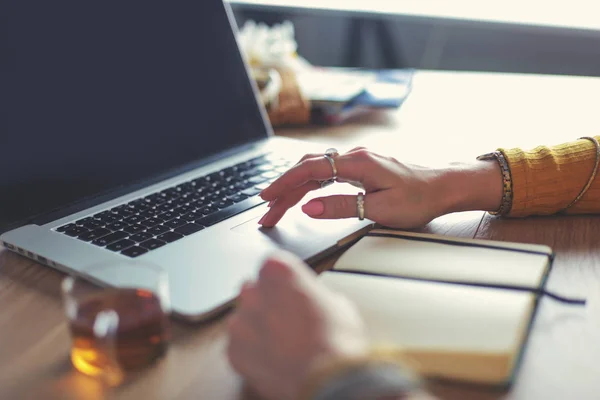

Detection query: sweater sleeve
xmin=499 ymin=136 xmax=600 ymax=217
xmin=299 ymin=352 xmax=422 ymax=400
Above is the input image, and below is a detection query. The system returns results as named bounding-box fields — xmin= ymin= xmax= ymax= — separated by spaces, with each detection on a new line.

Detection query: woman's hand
xmin=226 ymin=251 xmax=368 ymax=400
xmin=258 ymin=148 xmax=503 ymax=229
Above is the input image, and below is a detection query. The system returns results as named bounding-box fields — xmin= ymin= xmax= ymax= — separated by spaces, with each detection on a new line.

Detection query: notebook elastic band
xmin=332 ymin=269 xmax=586 ymax=306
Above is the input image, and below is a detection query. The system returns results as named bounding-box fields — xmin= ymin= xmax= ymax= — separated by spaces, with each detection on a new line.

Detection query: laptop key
xmin=169 ymin=197 xmax=189 ymax=207
xmin=158 ymin=211 xmax=178 ymax=221
xmin=181 ymin=211 xmax=201 ymax=222
xmin=175 ymin=205 xmax=193 ymax=215
xmin=96 ymin=214 xmax=118 ymax=224
xmin=157 ymin=231 xmax=184 ymax=243
xmin=146 ymin=225 xmax=170 ymax=236
xmin=156 ymin=203 xmax=174 ymax=212
xmin=92 ymin=231 xmax=128 ymax=246
xmin=139 ymin=217 xmax=163 ymax=228
xmin=78 ymin=228 xmax=112 ymax=242
xmin=124 ymin=215 xmax=143 ymax=224
xmin=257 ymin=164 xmax=274 ymax=172
xmin=198 ymin=204 xmax=219 ymax=215
xmin=128 ymin=232 xmax=153 ymax=242
xmin=129 ymin=199 xmax=146 ymax=207
xmin=254 ymin=182 xmax=272 ymax=191
xmin=235 ymin=180 xmax=254 ymax=191
xmin=82 ymin=220 xmax=104 ymax=230
xmin=214 ymin=199 xmax=234 ymax=209
xmin=248 ymin=176 xmax=268 ymax=185
xmin=146 ymin=194 xmax=168 ymax=205
xmin=195 ymin=196 xmax=265 ymax=227
xmin=106 ymin=239 xmax=136 ymax=252
xmin=261 ymin=171 xmax=280 ymax=179
xmin=227 ymin=194 xmax=248 ymax=203
xmin=174 ymin=223 xmax=204 ymax=236
xmin=177 ymin=182 xmax=195 ymax=192
xmin=139 ymin=239 xmax=167 ymax=251
xmin=220 ymin=187 xmax=238 ymax=197
xmin=137 ymin=209 xmax=157 ymax=219
xmin=64 ymin=226 xmax=89 ymax=237
xmin=163 ymin=218 xmax=186 ymax=229
xmin=107 ymin=221 xmax=128 ymax=231
xmin=130 ymin=202 xmax=151 ymax=212
xmin=241 ymin=187 xmax=261 ymax=197
xmin=121 ymin=246 xmax=148 ymax=258
xmin=57 ymin=223 xmax=76 ymax=232
xmin=123 ymin=224 xmax=146 ymax=234
xmin=114 ymin=209 xmax=134 ymax=218
xmin=93 ymin=211 xmax=112 ymax=219
xmin=76 ymin=217 xmax=95 ymax=225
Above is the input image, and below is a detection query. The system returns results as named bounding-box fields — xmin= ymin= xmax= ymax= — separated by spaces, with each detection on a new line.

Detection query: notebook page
xmin=334 ymin=235 xmax=550 ymax=288
xmin=320 ymin=271 xmax=534 ymax=382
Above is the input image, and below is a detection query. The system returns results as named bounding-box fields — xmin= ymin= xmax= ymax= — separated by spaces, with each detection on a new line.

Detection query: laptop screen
xmin=0 ymin=0 xmax=270 ymax=232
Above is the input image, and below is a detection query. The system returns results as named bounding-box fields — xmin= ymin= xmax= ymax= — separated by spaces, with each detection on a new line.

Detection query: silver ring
xmin=320 ymin=180 xmax=334 ymax=189
xmin=357 ymin=192 xmax=365 ymax=220
xmin=320 ymin=148 xmax=339 ymax=188
xmin=323 ymin=148 xmax=338 ymax=180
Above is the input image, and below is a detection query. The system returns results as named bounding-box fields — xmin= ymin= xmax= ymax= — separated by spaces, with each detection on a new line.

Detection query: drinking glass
xmin=61 ymin=261 xmax=170 ymax=385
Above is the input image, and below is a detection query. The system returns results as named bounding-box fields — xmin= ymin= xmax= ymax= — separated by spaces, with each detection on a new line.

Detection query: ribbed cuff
xmin=497 ymin=147 xmax=530 ymax=217
xmin=499 ymin=136 xmax=599 ymax=217
xmin=299 ymin=351 xmax=420 ymax=400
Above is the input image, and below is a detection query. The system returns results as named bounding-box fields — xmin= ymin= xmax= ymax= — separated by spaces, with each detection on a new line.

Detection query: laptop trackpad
xmin=231 ymin=205 xmax=365 ymax=255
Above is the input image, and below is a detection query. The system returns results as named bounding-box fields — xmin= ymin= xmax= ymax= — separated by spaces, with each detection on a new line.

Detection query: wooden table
xmin=2 ymin=71 xmax=600 ymax=400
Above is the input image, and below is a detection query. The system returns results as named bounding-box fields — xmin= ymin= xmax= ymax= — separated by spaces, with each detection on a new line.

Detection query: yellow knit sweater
xmin=499 ymin=136 xmax=600 ymax=217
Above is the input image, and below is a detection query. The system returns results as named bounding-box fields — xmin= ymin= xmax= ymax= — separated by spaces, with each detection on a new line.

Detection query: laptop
xmin=0 ymin=0 xmax=372 ymax=321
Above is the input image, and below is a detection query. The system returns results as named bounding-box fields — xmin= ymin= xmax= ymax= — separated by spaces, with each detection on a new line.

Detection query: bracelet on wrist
xmin=476 ymin=150 xmax=513 ymax=216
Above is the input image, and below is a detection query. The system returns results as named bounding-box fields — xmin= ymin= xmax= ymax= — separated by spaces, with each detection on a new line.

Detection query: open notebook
xmin=319 ymin=229 xmax=556 ymax=386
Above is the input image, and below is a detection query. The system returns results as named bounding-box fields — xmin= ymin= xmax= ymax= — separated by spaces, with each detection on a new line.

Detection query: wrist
xmin=434 ymin=160 xmax=503 ymax=215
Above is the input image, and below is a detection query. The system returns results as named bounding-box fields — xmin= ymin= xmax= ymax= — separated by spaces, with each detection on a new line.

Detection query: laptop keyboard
xmin=55 ymin=154 xmax=292 ymax=257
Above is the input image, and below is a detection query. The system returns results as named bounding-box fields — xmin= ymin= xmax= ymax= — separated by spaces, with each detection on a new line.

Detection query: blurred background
xmin=229 ymin=0 xmax=600 ymax=76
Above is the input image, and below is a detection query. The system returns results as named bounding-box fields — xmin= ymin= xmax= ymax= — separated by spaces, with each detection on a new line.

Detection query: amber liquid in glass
xmin=69 ymin=287 xmax=169 ymax=377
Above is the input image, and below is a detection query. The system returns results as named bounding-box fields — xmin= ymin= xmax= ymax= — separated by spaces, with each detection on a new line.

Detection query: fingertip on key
xmin=259 ymin=190 xmax=271 ymax=201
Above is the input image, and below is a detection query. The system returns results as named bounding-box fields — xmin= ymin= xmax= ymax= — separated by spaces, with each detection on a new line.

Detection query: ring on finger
xmin=320 ymin=148 xmax=339 ymax=188
xmin=357 ymin=192 xmax=365 ymax=220
xmin=324 ymin=148 xmax=339 ymax=180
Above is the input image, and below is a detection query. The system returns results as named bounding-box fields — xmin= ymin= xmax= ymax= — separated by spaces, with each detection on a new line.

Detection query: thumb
xmin=301 ymin=193 xmax=381 ymax=221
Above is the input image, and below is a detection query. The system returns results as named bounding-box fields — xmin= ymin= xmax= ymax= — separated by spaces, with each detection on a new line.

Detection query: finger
xmin=237 ymin=281 xmax=264 ymax=318
xmin=226 ymin=332 xmax=264 ymax=377
xmin=227 ymin=312 xmax=262 ymax=347
xmin=257 ymin=252 xmax=316 ymax=297
xmin=259 ymin=181 xmax=321 ymax=227
xmin=335 ymin=148 xmax=364 ymax=186
xmin=301 ymin=192 xmax=383 ymax=221
xmin=296 ymin=152 xmax=323 ymax=164
xmin=347 ymin=146 xmax=367 ymax=153
xmin=255 ymin=256 xmax=296 ymax=301
xmin=260 ymin=154 xmax=365 ymax=201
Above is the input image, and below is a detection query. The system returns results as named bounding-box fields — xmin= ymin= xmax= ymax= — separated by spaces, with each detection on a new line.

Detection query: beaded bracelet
xmin=476 ymin=150 xmax=513 ymax=216
xmin=561 ymin=136 xmax=600 ymax=212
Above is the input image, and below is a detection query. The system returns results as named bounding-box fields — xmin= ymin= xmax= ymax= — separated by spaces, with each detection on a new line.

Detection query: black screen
xmin=0 ymin=0 xmax=270 ymax=232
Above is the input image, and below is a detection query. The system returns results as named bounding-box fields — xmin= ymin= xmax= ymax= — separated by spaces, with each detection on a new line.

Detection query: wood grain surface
xmin=2 ymin=71 xmax=600 ymax=399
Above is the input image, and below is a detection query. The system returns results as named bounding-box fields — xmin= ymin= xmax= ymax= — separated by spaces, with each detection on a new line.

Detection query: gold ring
xmin=357 ymin=192 xmax=365 ymax=220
